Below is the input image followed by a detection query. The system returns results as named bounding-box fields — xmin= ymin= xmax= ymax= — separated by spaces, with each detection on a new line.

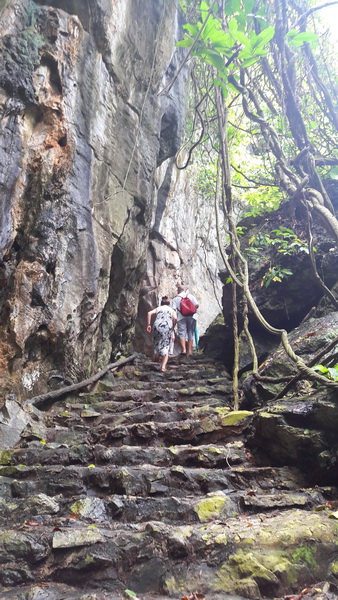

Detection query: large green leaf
xmin=200 ymin=49 xmax=225 ymax=72
xmin=287 ymin=31 xmax=318 ymax=47
xmin=251 ymin=26 xmax=275 ymax=50
xmin=238 ymin=47 xmax=252 ymax=59
xmin=236 ymin=11 xmax=247 ymax=31
xmin=244 ymin=0 xmax=255 ymax=12
xmin=210 ymin=30 xmax=235 ymax=52
xmin=224 ymin=0 xmax=241 ymax=15
xmin=241 ymin=56 xmax=260 ymax=67
xmin=183 ymin=23 xmax=200 ymax=36
xmin=201 ymin=15 xmax=221 ymax=42
xmin=176 ymin=36 xmax=194 ymax=48
xmin=231 ymin=29 xmax=250 ymax=46
xmin=228 ymin=18 xmax=238 ymax=34
xmin=199 ymin=0 xmax=210 ymax=22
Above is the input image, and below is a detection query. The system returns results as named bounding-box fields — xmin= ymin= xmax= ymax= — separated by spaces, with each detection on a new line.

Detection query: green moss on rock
xmin=330 ymin=560 xmax=338 ymax=576
xmin=290 ymin=545 xmax=317 ymax=569
xmin=214 ymin=407 xmax=231 ymax=417
xmin=220 ymin=410 xmax=253 ymax=426
xmin=194 ymin=494 xmax=227 ymax=522
xmin=214 ymin=551 xmax=278 ymax=594
xmin=0 ymin=450 xmax=12 ymax=465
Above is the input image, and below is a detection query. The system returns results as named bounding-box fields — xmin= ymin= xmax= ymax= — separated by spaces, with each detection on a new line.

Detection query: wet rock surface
xmin=0 ymin=355 xmax=337 ymax=599
xmin=0 ymin=0 xmax=209 ymax=399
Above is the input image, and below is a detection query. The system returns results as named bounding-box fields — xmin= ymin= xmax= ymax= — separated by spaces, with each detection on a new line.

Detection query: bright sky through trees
xmin=316 ymin=1 xmax=338 ymax=42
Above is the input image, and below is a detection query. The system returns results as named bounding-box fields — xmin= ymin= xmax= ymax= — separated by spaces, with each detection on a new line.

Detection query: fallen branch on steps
xmin=24 ymin=353 xmax=139 ymax=409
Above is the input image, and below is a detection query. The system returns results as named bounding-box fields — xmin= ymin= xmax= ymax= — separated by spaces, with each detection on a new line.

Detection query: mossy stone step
xmin=0 ymin=464 xmax=304 ymax=501
xmin=0 ymin=489 xmax=238 ymax=526
xmin=2 ymin=441 xmax=248 ymax=469
xmin=74 ymin=396 xmax=229 ymax=415
xmin=239 ymin=489 xmax=327 ymax=511
xmin=55 ymin=403 xmax=240 ymax=431
xmin=91 ymin=412 xmax=254 ymax=447
xmin=3 ymin=486 xmax=326 ymax=528
xmin=0 ymin=510 xmax=337 ymax=598
xmin=62 ymin=381 xmax=231 ymax=408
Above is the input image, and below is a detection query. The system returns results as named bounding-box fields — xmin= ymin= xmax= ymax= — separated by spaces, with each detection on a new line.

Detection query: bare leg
xmin=179 ymin=338 xmax=187 ymax=354
xmin=161 ymin=353 xmax=169 ymax=372
xmin=187 ymin=339 xmax=193 ymax=355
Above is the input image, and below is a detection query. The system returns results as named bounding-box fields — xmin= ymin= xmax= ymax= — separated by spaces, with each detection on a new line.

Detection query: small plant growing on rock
xmin=261 ymin=266 xmax=293 ymax=288
xmin=313 ymin=364 xmax=338 ymax=382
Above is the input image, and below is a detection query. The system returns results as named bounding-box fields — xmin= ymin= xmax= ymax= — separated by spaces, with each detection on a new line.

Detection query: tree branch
xmin=24 ymin=353 xmax=139 ymax=409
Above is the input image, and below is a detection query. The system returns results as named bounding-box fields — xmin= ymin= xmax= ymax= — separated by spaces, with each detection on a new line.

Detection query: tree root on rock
xmin=24 ymin=352 xmax=139 ymax=409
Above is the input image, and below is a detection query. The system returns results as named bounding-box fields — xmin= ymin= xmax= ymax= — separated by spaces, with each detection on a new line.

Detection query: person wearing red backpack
xmin=172 ymin=285 xmax=199 ymax=356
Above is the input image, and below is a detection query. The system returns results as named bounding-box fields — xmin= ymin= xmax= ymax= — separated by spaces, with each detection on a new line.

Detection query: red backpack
xmin=180 ymin=295 xmax=196 ymax=316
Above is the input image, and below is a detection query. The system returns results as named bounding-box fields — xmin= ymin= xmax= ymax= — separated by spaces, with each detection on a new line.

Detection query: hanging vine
xmin=174 ymin=0 xmax=338 ymax=403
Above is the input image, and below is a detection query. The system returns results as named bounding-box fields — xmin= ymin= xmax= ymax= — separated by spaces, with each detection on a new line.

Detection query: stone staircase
xmin=0 ymin=355 xmax=338 ymax=600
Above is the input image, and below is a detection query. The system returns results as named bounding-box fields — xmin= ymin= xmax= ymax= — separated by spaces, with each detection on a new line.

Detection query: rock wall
xmin=0 ymin=0 xmax=187 ymax=398
xmin=136 ymin=159 xmax=223 ymax=356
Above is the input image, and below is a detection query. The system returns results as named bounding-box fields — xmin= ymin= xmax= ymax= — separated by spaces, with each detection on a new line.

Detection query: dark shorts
xmin=177 ymin=317 xmax=196 ymax=341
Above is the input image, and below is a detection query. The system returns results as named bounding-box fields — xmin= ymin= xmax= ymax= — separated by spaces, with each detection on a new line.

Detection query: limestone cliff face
xmin=0 ymin=0 xmax=186 ymax=397
xmin=137 ymin=159 xmax=223 ymax=355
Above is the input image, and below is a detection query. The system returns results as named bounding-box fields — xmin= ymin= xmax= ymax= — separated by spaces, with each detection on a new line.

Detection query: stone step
xmin=4 ymin=353 xmax=337 ymax=600
xmin=67 ymin=382 xmax=232 ymax=406
xmin=112 ymin=369 xmax=230 ymax=385
xmin=1 ymin=585 xmax=116 ymax=600
xmin=0 ymin=463 xmax=305 ymax=500
xmin=24 ymin=411 xmax=252 ymax=448
xmin=0 ymin=509 xmax=337 ymax=597
xmin=2 ymin=585 xmax=239 ymax=600
xmin=90 ymin=412 xmax=254 ymax=447
xmin=50 ymin=402 xmax=236 ymax=429
xmin=1 ymin=486 xmax=328 ymax=528
xmin=1 ymin=441 xmax=249 ymax=469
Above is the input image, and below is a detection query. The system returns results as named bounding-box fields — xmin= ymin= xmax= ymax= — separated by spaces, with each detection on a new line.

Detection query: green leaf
xmin=183 ymin=23 xmax=199 ymax=36
xmin=201 ymin=15 xmax=220 ymax=42
xmin=228 ymin=81 xmax=239 ymax=92
xmin=199 ymin=0 xmax=210 ymax=22
xmin=232 ymin=29 xmax=250 ymax=46
xmin=198 ymin=49 xmax=225 ymax=71
xmin=244 ymin=0 xmax=255 ymax=12
xmin=210 ymin=30 xmax=235 ymax=52
xmin=236 ymin=11 xmax=247 ymax=31
xmin=176 ymin=36 xmax=194 ymax=48
xmin=124 ymin=591 xmax=139 ymax=600
xmin=287 ymin=31 xmax=318 ymax=48
xmin=224 ymin=0 xmax=241 ymax=15
xmin=238 ymin=48 xmax=250 ymax=59
xmin=228 ymin=18 xmax=238 ymax=35
xmin=313 ymin=365 xmax=329 ymax=374
xmin=251 ymin=26 xmax=275 ymax=50
xmin=241 ymin=56 xmax=260 ymax=67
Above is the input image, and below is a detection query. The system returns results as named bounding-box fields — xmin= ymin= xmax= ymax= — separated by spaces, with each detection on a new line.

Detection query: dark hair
xmin=161 ymin=296 xmax=170 ymax=306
